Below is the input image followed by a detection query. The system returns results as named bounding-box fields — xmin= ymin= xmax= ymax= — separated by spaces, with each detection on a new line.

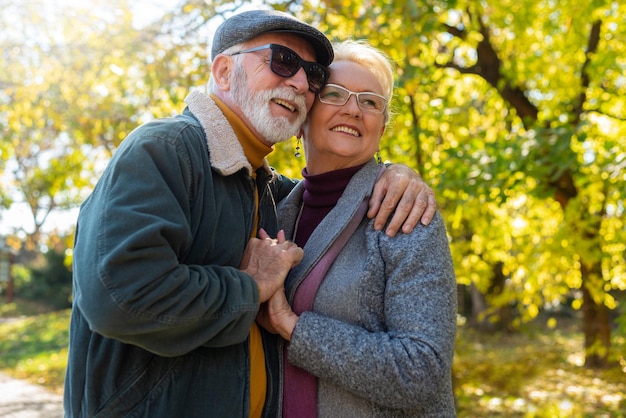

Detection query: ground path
xmin=0 ymin=372 xmax=63 ymax=417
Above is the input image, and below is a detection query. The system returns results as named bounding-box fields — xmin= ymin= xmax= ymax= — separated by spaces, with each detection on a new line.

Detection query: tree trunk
xmin=468 ymin=262 xmax=513 ymax=332
xmin=581 ymin=263 xmax=612 ymax=368
xmin=469 ymin=282 xmax=493 ymax=331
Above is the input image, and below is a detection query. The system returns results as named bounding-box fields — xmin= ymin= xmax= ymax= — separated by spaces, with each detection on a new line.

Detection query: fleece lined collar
xmin=184 ymin=89 xmax=273 ymax=177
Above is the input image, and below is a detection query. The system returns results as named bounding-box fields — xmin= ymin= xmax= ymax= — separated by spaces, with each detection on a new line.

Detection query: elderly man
xmin=64 ymin=9 xmax=435 ymax=418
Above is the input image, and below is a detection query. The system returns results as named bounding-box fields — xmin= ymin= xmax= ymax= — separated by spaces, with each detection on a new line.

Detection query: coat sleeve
xmin=287 ymin=212 xmax=457 ymax=408
xmin=72 ymin=122 xmax=259 ymax=357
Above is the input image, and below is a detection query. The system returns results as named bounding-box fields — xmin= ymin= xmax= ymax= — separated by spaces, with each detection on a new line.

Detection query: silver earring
xmin=295 ymin=139 xmax=302 ymax=157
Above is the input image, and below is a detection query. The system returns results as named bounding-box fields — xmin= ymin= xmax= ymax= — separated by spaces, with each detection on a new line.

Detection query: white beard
xmin=231 ymin=65 xmax=307 ymax=144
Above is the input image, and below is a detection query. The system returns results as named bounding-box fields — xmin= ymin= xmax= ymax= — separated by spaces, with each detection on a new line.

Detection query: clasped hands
xmin=239 ymin=228 xmax=300 ymax=341
xmin=239 ymin=164 xmax=438 ymax=340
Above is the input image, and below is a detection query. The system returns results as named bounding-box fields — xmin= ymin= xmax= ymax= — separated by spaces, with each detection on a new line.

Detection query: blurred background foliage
xmin=0 ymin=0 xmax=625 ymax=416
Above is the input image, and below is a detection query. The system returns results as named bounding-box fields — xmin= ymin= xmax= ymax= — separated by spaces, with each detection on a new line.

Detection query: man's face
xmin=229 ymin=33 xmax=319 ymax=145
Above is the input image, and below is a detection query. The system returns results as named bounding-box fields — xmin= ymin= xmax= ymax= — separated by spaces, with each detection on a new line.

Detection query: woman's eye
xmin=362 ymin=99 xmax=377 ymax=108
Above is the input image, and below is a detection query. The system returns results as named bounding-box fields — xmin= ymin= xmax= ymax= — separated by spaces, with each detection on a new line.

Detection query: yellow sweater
xmin=212 ymin=95 xmax=273 ymax=418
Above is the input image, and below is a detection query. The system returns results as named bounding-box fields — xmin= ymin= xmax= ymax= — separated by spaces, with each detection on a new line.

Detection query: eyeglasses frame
xmin=317 ymin=83 xmax=389 ymax=114
xmin=229 ymin=44 xmax=329 ymax=93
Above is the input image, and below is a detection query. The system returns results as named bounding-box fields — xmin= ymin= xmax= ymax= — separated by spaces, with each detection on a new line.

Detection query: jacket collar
xmin=184 ymin=89 xmax=273 ymax=178
xmin=280 ymin=159 xmax=382 ymax=288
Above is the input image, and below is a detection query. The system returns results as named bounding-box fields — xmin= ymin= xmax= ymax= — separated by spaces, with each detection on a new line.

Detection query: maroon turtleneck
xmin=294 ymin=163 xmax=366 ymax=247
xmin=284 ymin=162 xmax=365 ymax=418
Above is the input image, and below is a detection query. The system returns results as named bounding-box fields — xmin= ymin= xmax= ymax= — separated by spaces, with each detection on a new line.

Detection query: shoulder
xmin=372 ymin=211 xmax=451 ymax=262
xmin=126 ymin=112 xmax=203 ymax=143
xmin=116 ymin=112 xmax=207 ymax=163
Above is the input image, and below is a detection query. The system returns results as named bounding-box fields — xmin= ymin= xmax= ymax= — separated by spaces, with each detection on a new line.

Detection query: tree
xmin=0 ymin=0 xmax=201 ymax=255
xmin=299 ymin=0 xmax=625 ymax=367
xmin=1 ymin=0 xmax=132 ymax=256
xmin=2 ymin=0 xmax=624 ymax=369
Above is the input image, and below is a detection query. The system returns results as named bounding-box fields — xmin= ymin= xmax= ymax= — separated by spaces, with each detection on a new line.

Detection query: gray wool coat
xmin=277 ymin=159 xmax=457 ymax=418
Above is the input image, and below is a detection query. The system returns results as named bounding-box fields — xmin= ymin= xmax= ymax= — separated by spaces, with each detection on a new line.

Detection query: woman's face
xmin=301 ymin=60 xmax=386 ymax=174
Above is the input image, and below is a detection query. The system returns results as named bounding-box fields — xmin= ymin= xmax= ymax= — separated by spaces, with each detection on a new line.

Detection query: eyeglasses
xmin=230 ymin=44 xmax=329 ymax=93
xmin=318 ymin=84 xmax=388 ymax=114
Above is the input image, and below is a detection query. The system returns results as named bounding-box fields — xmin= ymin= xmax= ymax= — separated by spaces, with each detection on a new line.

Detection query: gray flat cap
xmin=211 ymin=9 xmax=333 ymax=66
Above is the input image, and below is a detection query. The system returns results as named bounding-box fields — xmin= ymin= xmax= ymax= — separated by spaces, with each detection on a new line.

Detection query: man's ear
xmin=211 ymin=55 xmax=232 ymax=90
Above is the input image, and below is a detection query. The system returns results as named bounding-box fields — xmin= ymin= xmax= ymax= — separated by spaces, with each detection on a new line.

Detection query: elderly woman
xmin=258 ymin=40 xmax=458 ymax=417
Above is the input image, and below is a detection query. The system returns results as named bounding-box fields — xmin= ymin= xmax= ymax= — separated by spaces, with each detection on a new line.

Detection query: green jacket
xmin=65 ymin=92 xmax=295 ymax=417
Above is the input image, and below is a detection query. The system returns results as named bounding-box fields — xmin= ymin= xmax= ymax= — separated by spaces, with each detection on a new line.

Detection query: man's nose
xmin=286 ymin=67 xmax=310 ymax=93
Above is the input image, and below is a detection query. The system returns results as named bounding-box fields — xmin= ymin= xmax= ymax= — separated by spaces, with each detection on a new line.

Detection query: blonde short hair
xmin=331 ymin=40 xmax=395 ymax=121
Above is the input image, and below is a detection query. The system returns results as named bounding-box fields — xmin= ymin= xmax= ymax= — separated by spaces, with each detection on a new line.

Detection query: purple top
xmin=294 ymin=164 xmax=365 ymax=247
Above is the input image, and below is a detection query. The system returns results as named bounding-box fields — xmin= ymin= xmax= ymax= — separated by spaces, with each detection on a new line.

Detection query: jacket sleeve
xmin=287 ymin=212 xmax=457 ymax=408
xmin=72 ymin=122 xmax=259 ymax=357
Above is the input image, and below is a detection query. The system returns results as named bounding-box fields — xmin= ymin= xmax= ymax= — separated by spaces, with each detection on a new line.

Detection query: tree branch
xmin=573 ymin=20 xmax=602 ymax=124
xmin=441 ymin=10 xmax=539 ymax=127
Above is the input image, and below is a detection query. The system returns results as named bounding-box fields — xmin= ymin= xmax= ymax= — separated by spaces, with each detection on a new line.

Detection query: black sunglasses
xmin=230 ymin=44 xmax=329 ymax=93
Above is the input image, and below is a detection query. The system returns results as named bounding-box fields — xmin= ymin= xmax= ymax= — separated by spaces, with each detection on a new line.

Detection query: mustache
xmin=268 ymin=87 xmax=307 ymax=114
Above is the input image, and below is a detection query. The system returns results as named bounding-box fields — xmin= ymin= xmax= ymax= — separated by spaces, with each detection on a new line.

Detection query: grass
xmin=454 ymin=316 xmax=626 ymax=417
xmin=0 ymin=299 xmax=625 ymax=416
xmin=0 ymin=298 xmax=69 ymax=395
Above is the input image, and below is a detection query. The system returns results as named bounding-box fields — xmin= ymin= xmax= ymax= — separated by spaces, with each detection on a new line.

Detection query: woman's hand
xmin=254 ymin=229 xmax=299 ymax=340
xmin=257 ymin=288 xmax=299 ymax=341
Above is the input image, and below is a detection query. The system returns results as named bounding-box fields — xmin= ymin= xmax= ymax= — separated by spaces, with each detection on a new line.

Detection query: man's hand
xmin=239 ymin=229 xmax=303 ymax=302
xmin=368 ymin=164 xmax=437 ymax=237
